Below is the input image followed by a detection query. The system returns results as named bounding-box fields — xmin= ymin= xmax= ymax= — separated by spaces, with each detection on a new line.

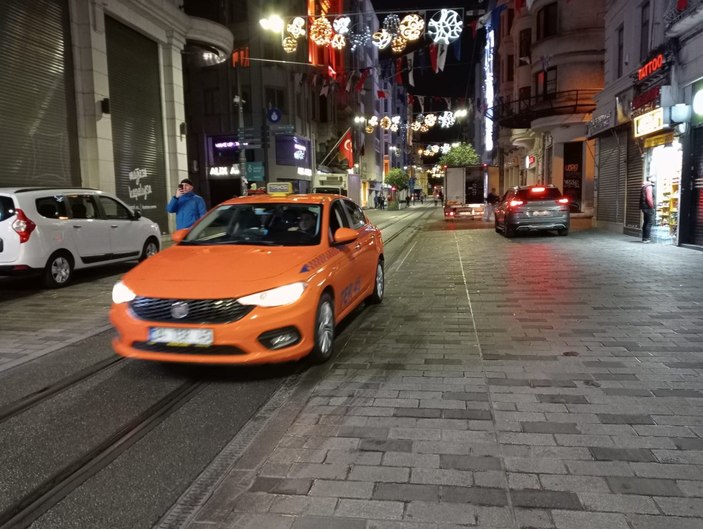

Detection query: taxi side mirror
xmin=333 ymin=227 xmax=359 ymax=245
xmin=172 ymin=228 xmax=189 ymax=243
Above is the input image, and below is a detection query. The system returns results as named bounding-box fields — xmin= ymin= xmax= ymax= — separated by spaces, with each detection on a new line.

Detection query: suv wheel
xmin=558 ymin=228 xmax=569 ymax=236
xmin=504 ymin=224 xmax=516 ymax=238
xmin=140 ymin=237 xmax=159 ymax=261
xmin=44 ymin=251 xmax=73 ymax=288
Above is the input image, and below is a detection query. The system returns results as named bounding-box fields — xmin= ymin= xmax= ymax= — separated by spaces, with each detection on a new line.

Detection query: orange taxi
xmin=109 ymin=183 xmax=384 ymax=364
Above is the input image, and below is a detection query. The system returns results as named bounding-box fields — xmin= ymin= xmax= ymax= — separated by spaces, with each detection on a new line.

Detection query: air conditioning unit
xmin=321 ymin=176 xmax=344 ymax=184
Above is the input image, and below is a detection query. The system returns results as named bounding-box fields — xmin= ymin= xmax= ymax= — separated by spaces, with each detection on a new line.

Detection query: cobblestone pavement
xmin=170 ymin=213 xmax=703 ymax=529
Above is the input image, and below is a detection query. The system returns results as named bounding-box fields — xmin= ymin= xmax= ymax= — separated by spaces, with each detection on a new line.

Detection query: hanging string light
xmin=399 ymin=14 xmax=424 ymax=41
xmin=391 ymin=35 xmax=407 ymax=53
xmin=310 ymin=15 xmax=333 ymax=46
xmin=333 ymin=16 xmax=351 ymax=35
xmin=270 ymin=9 xmax=464 ymax=53
xmin=371 ymin=28 xmax=392 ymax=49
xmin=427 ymin=9 xmax=463 ymax=45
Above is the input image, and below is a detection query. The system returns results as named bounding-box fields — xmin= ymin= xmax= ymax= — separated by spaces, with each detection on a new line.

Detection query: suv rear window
xmin=0 ymin=196 xmax=16 ymax=222
xmin=516 ymin=187 xmax=562 ymax=201
xmin=35 ymin=196 xmax=69 ymax=219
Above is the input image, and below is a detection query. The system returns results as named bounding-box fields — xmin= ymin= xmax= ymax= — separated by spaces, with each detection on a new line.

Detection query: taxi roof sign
xmin=266 ymin=182 xmax=293 ymax=195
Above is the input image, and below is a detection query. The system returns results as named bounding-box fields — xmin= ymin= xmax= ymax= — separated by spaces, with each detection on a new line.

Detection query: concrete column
xmin=162 ymin=30 xmax=189 ymax=192
xmin=69 ymin=0 xmax=115 ymax=191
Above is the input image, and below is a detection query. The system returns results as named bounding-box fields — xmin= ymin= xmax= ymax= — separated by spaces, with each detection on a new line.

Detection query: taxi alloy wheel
xmin=309 ymin=293 xmax=335 ymax=363
xmin=368 ymin=260 xmax=384 ymax=304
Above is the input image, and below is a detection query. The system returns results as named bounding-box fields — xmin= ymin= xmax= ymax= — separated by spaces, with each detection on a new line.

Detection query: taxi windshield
xmin=183 ymin=203 xmax=322 ymax=246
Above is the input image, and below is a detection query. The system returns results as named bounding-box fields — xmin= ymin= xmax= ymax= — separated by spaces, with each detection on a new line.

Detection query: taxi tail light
xmin=557 ymin=198 xmax=569 ymax=204
xmin=12 ymin=209 xmax=36 ymax=243
xmin=509 ymin=199 xmax=524 ymax=208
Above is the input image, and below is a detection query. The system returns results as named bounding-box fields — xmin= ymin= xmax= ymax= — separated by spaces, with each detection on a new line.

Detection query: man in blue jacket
xmin=166 ymin=178 xmax=207 ymax=230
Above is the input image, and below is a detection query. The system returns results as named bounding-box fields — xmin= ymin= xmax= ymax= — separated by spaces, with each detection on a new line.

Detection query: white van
xmin=0 ymin=187 xmax=161 ymax=287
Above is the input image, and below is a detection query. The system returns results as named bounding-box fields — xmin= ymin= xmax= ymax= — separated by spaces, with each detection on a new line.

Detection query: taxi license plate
xmin=532 ymin=210 xmax=551 ymax=217
xmin=149 ymin=327 xmax=213 ymax=346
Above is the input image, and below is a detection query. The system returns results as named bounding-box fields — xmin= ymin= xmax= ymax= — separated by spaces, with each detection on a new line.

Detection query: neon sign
xmin=638 ymin=53 xmax=665 ymax=81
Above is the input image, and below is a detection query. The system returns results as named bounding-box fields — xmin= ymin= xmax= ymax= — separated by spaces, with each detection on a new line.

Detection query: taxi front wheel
xmin=309 ymin=293 xmax=335 ymax=363
xmin=367 ymin=260 xmax=384 ymax=304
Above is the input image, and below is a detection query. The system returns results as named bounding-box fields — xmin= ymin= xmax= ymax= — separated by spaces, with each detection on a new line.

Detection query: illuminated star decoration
xmin=333 ymin=16 xmax=351 ymax=35
xmin=371 ymin=28 xmax=392 ymax=49
xmin=438 ymin=111 xmax=456 ymax=128
xmin=349 ymin=25 xmax=371 ymax=51
xmin=383 ymin=14 xmax=401 ymax=34
xmin=427 ymin=9 xmax=463 ymax=45
xmin=399 ymin=14 xmax=424 ymax=41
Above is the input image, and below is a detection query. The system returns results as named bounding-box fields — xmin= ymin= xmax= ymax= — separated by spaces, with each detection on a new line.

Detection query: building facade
xmin=0 ymin=0 xmax=232 ymax=233
xmin=588 ymin=0 xmax=703 ymax=248
xmin=485 ymin=0 xmax=604 ymax=215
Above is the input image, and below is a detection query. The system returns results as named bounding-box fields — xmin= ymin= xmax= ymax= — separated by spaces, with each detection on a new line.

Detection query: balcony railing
xmin=664 ymin=0 xmax=703 ymax=35
xmin=486 ymin=89 xmax=600 ymax=129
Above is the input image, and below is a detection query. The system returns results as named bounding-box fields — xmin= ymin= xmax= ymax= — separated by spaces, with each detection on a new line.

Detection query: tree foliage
xmin=385 ymin=168 xmax=410 ymax=190
xmin=439 ymin=143 xmax=480 ymax=167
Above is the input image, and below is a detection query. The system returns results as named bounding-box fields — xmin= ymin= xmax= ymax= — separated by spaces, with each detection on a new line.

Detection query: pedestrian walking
xmin=405 ymin=195 xmax=411 ymax=208
xmin=166 ymin=178 xmax=207 ymax=230
xmin=483 ymin=187 xmax=499 ymax=221
xmin=639 ymin=176 xmax=656 ymax=243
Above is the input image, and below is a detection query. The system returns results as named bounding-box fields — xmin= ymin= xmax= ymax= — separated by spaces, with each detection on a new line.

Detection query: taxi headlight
xmin=112 ymin=281 xmax=136 ymax=304
xmin=238 ymin=282 xmax=306 ymax=307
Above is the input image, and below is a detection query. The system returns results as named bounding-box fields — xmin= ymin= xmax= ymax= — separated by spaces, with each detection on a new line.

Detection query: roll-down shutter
xmin=0 ymin=0 xmax=78 ymax=187
xmin=105 ymin=17 xmax=168 ymax=233
xmin=691 ymin=127 xmax=703 ymax=246
xmin=596 ymin=132 xmax=625 ymax=223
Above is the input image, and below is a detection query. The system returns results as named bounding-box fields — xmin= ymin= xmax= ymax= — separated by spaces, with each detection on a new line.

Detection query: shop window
xmin=264 ymin=87 xmax=286 ymax=114
xmin=519 ymin=28 xmax=531 ymax=61
xmin=535 ymin=68 xmax=557 ymax=100
xmin=203 ymin=87 xmax=219 ymax=116
xmin=537 ymin=3 xmax=558 ymax=40
xmin=640 ymin=2 xmax=650 ymax=62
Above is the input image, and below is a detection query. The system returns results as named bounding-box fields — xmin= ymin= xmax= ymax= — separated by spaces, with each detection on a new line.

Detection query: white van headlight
xmin=112 ymin=281 xmax=136 ymax=304
xmin=237 ymin=282 xmax=306 ymax=307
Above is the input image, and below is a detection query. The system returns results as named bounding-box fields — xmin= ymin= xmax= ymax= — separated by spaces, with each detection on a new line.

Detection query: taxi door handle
xmin=354 ymin=243 xmax=361 ymax=250
xmin=111 ymin=225 xmax=119 ymax=228
xmin=72 ymin=225 xmax=82 ymax=229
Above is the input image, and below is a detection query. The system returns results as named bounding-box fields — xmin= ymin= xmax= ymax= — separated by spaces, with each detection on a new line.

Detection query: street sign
xmin=245 ymin=161 xmax=265 ymax=182
xmin=270 ymin=124 xmax=295 ymax=134
xmin=267 ymin=108 xmax=282 ymax=123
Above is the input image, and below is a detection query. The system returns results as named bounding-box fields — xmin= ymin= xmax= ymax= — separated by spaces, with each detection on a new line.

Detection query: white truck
xmin=443 ymin=166 xmax=486 ymax=220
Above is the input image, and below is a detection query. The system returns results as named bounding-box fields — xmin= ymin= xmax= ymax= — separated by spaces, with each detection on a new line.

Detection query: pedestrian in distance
xmin=483 ymin=187 xmax=499 ymax=221
xmin=639 ymin=176 xmax=656 ymax=243
xmin=166 ymin=178 xmax=207 ymax=230
xmin=405 ymin=195 xmax=411 ymax=208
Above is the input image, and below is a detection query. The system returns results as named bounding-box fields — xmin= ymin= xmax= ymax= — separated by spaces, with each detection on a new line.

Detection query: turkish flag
xmin=339 ymin=130 xmax=353 ymax=169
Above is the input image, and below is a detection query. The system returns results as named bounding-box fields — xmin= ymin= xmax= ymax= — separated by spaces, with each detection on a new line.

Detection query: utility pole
xmin=235 ymin=66 xmax=247 ymax=195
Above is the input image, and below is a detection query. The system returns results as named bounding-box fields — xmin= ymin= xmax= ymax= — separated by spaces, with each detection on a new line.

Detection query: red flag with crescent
xmin=339 ymin=130 xmax=353 ymax=169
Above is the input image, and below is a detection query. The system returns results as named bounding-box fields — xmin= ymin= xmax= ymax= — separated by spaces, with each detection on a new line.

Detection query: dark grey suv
xmin=495 ymin=185 xmax=570 ymax=237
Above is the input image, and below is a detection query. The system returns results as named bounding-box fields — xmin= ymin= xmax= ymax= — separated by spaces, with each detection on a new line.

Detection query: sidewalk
xmin=165 ymin=222 xmax=703 ymax=528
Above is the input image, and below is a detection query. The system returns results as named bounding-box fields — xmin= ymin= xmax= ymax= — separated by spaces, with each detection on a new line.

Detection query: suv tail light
xmin=12 ymin=209 xmax=36 ymax=243
xmin=509 ymin=199 xmax=524 ymax=207
xmin=557 ymin=198 xmax=569 ymax=204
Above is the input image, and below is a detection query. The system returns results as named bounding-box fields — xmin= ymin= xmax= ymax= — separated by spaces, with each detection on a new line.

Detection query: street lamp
xmin=259 ymin=14 xmax=284 ymax=33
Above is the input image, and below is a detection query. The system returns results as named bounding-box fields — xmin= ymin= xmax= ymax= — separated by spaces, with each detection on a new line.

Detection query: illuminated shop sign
xmin=483 ymin=28 xmax=495 ymax=153
xmin=693 ymin=80 xmax=703 ymax=127
xmin=209 ymin=165 xmax=242 ymax=177
xmin=275 ymin=134 xmax=311 ymax=168
xmin=638 ymin=53 xmax=665 ymax=81
xmin=633 ymin=107 xmax=666 ymax=137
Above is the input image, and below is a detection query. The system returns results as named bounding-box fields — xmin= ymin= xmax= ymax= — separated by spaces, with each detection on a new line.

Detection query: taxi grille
xmin=130 ymin=297 xmax=253 ymax=324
